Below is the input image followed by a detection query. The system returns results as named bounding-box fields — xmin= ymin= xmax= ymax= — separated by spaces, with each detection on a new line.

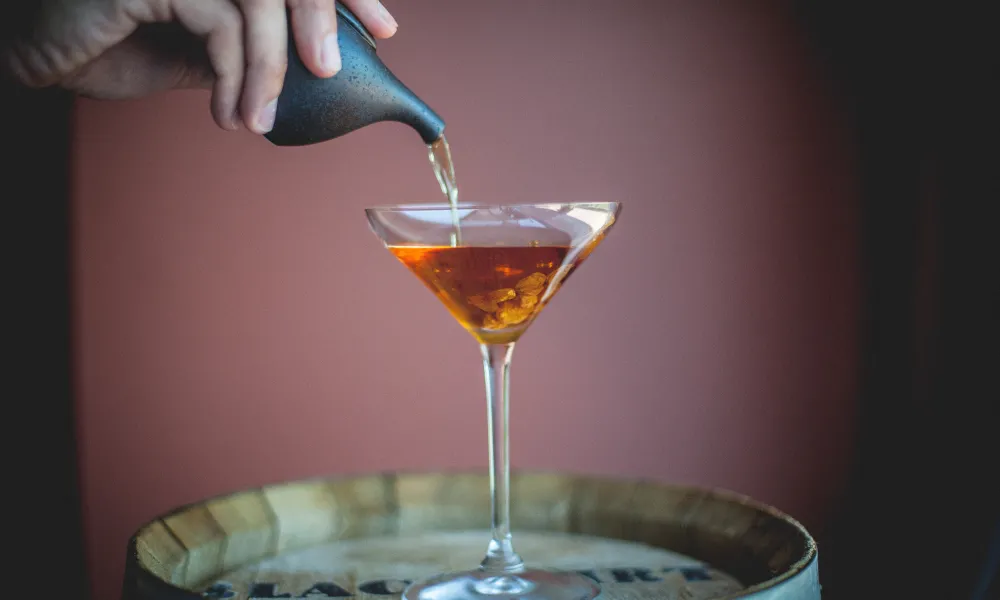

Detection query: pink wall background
xmin=72 ymin=1 xmax=859 ymax=597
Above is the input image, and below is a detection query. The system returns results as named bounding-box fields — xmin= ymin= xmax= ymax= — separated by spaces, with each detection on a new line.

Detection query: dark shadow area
xmin=793 ymin=2 xmax=1000 ymax=598
xmin=2 ymin=77 xmax=88 ymax=596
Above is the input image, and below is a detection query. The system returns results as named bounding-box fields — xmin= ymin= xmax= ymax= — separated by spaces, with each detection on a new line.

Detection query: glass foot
xmin=402 ymin=568 xmax=601 ymax=600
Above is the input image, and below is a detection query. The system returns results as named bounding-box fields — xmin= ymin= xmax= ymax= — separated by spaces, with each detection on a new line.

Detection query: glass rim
xmin=364 ymin=201 xmax=621 ymax=213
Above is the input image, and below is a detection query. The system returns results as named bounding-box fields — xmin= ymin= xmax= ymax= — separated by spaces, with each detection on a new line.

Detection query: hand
xmin=1 ymin=0 xmax=399 ymax=134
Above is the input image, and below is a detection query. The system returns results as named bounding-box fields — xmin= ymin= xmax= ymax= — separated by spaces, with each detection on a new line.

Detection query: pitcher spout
xmin=392 ymin=83 xmax=445 ymax=145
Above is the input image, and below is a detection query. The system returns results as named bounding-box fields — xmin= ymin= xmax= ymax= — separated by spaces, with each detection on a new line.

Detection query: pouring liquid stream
xmin=428 ymin=136 xmax=462 ymax=246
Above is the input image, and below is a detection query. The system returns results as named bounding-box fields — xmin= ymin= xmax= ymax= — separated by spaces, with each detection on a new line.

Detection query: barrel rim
xmin=124 ymin=469 xmax=817 ymax=600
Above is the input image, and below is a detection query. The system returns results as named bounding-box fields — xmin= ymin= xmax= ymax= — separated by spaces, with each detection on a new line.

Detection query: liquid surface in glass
xmin=389 ymin=245 xmax=573 ymax=344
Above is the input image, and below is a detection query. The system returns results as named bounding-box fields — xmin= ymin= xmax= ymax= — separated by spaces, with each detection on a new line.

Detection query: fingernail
xmin=378 ymin=2 xmax=398 ymax=30
xmin=322 ymin=33 xmax=341 ymax=74
xmin=258 ymin=98 xmax=277 ymax=133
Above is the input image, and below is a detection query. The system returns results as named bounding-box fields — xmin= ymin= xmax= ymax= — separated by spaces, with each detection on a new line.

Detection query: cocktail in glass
xmin=366 ymin=202 xmax=621 ymax=600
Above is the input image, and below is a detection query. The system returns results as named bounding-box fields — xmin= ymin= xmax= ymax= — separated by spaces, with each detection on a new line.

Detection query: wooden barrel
xmin=122 ymin=472 xmax=819 ymax=600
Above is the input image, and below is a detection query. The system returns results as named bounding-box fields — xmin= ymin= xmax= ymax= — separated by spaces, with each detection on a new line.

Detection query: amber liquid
xmin=390 ymin=245 xmax=574 ymax=344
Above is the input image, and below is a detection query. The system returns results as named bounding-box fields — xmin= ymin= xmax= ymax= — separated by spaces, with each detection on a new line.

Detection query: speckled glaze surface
xmin=265 ymin=2 xmax=445 ymax=146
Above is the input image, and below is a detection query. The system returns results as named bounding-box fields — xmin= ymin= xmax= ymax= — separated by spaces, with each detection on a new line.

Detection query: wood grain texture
xmin=326 ymin=474 xmax=398 ymax=538
xmin=263 ymin=480 xmax=343 ymax=553
xmin=134 ymin=520 xmax=188 ymax=586
xmin=123 ymin=472 xmax=819 ymax=600
xmin=163 ymin=506 xmax=227 ymax=588
xmin=204 ymin=491 xmax=276 ymax=573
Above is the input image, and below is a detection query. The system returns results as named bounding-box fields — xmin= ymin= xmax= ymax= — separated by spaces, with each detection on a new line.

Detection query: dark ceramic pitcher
xmin=265 ymin=2 xmax=445 ymax=146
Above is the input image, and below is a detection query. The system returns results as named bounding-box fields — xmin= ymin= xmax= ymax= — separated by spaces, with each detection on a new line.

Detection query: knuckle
xmin=2 ymin=45 xmax=56 ymax=88
xmin=207 ymin=42 xmax=243 ymax=81
xmin=128 ymin=0 xmax=174 ymax=23
xmin=287 ymin=0 xmax=328 ymax=11
xmin=218 ymin=4 xmax=243 ymax=31
xmin=212 ymin=59 xmax=241 ymax=81
xmin=239 ymin=0 xmax=276 ymax=13
xmin=202 ymin=2 xmax=242 ymax=41
xmin=251 ymin=59 xmax=288 ymax=85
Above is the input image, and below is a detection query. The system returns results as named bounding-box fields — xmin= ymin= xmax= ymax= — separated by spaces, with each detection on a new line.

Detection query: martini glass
xmin=366 ymin=202 xmax=621 ymax=600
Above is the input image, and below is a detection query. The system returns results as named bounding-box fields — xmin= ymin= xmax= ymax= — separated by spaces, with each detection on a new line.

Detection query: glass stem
xmin=479 ymin=342 xmax=524 ymax=574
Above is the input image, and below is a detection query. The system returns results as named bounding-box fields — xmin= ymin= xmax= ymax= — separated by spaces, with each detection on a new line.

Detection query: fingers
xmin=341 ymin=0 xmax=398 ymax=39
xmin=235 ymin=0 xmax=288 ymax=133
xmin=173 ymin=0 xmax=244 ymax=130
xmin=288 ymin=0 xmax=340 ymax=79
xmin=170 ymin=0 xmax=399 ymax=135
